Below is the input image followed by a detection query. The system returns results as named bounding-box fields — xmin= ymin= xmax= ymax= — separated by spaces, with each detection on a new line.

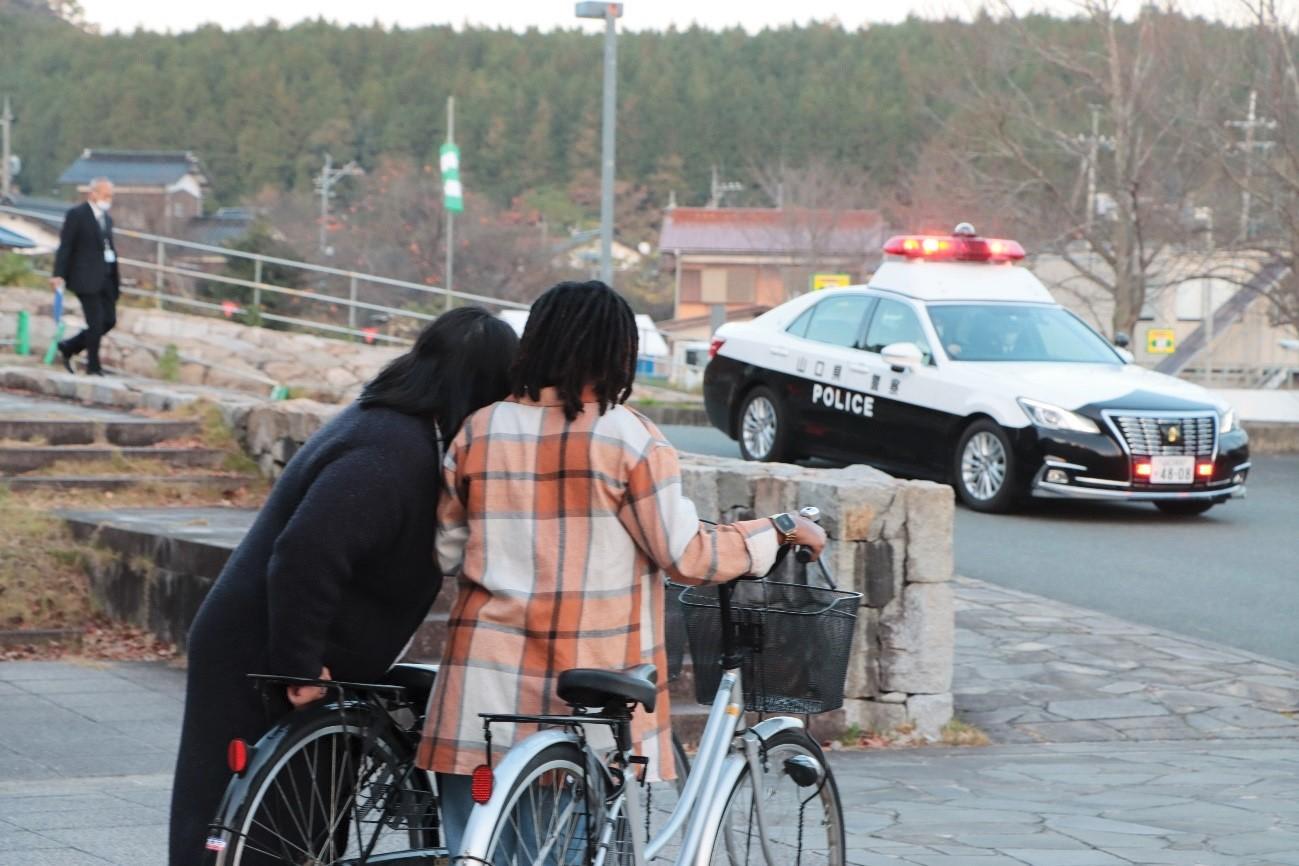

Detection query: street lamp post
xmin=576 ymin=1 xmax=622 ymax=287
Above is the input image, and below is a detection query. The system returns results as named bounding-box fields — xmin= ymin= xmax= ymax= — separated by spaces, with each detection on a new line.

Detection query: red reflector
xmin=708 ymin=337 xmax=725 ymax=359
xmin=1197 ymin=463 xmax=1214 ymax=477
xmin=471 ymin=764 xmax=494 ymax=804
xmin=884 ymin=234 xmax=1026 ymax=262
xmin=1135 ymin=462 xmax=1153 ymax=478
xmin=227 ymin=738 xmax=249 ymax=774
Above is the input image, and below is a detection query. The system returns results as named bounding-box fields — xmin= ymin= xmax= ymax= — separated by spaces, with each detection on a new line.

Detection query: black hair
xmin=511 ymin=280 xmax=638 ymax=421
xmin=359 ymin=306 xmax=519 ymax=442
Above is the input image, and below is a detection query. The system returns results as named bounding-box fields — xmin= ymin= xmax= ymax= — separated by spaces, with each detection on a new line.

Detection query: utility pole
xmin=1 ymin=95 xmax=13 ymax=200
xmin=708 ymin=166 xmax=743 ymax=208
xmin=314 ymin=152 xmax=364 ymax=257
xmin=1226 ymin=89 xmax=1276 ymax=242
xmin=576 ymin=2 xmax=623 ymax=286
xmin=441 ymin=96 xmax=462 ymax=311
xmin=1078 ymin=104 xmax=1113 ymax=231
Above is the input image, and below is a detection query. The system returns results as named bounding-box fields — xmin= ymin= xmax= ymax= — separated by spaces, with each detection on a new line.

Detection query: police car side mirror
xmin=881 ymin=342 xmax=924 ymax=373
xmin=1113 ymin=331 xmax=1131 ymax=349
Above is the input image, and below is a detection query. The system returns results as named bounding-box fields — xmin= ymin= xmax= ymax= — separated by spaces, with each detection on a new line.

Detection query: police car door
xmin=786 ymin=293 xmax=878 ymax=457
xmin=847 ymin=296 xmax=943 ymax=472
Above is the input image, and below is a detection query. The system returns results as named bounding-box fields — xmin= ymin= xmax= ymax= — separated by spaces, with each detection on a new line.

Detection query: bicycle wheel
xmin=483 ymin=741 xmax=596 ymax=866
xmin=710 ymin=728 xmax=844 ymax=866
xmin=206 ymin=703 xmax=438 ymax=866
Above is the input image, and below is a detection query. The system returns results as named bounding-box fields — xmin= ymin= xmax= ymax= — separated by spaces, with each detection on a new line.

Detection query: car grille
xmin=1111 ymin=413 xmax=1217 ymax=456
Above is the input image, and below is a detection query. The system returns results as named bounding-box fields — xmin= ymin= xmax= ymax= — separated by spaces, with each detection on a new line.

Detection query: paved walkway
xmin=956 ymin=577 xmax=1299 ymax=744
xmin=3 ymin=571 xmax=1299 ymax=865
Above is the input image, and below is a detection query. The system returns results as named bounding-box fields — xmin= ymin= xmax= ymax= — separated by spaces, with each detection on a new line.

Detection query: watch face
xmin=773 ymin=513 xmax=797 ymax=534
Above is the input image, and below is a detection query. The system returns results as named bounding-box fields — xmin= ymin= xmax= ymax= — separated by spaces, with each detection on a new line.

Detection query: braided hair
xmin=511 ymin=281 xmax=638 ymax=421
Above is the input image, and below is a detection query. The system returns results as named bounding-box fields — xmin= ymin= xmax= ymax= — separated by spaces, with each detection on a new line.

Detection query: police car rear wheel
xmin=954 ymin=421 xmax=1019 ymax=512
xmin=1154 ymin=500 xmax=1215 ymax=517
xmin=738 ymin=387 xmax=789 ymax=462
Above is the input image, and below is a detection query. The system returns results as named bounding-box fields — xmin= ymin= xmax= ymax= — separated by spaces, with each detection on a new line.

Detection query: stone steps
xmin=0 ymin=416 xmax=199 ymax=447
xmin=0 ymin=445 xmax=227 ymax=474
xmin=7 ymin=474 xmax=257 ymax=492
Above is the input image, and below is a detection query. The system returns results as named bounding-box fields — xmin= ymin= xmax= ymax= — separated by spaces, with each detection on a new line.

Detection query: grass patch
xmin=157 ymin=344 xmax=181 ymax=382
xmin=0 ymin=491 xmax=96 ymax=630
xmin=940 ymin=719 xmax=991 ymax=747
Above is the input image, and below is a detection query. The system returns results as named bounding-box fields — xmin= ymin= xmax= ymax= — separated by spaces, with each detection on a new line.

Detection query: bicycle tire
xmin=204 ymin=702 xmax=437 ymax=866
xmin=710 ymin=728 xmax=845 ymax=866
xmin=481 ymin=740 xmax=594 ymax=866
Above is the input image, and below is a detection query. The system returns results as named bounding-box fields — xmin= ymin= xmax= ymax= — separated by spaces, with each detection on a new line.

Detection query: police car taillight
xmin=883 ymin=232 xmax=1025 ymax=263
xmin=709 ymin=337 xmax=726 ymax=359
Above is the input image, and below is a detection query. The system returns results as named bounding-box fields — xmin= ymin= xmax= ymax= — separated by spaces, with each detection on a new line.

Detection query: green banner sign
xmin=440 ymin=142 xmax=464 ymax=213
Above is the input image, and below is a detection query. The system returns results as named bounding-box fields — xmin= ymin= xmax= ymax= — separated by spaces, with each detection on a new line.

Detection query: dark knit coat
xmin=168 ymin=402 xmax=444 ymax=866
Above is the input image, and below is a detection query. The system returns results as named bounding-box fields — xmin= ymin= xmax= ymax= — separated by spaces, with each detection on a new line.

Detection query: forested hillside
xmin=0 ymin=7 xmax=1246 ymax=217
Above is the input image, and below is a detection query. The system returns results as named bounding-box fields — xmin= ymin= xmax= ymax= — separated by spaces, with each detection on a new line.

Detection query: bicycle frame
xmin=455 ymin=581 xmax=808 ymax=866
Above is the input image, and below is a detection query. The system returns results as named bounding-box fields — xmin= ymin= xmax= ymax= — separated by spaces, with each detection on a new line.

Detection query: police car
xmin=703 ymin=224 xmax=1250 ymax=515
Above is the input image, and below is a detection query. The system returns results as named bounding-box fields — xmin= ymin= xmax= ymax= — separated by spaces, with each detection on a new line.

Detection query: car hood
xmin=957 ymin=362 xmax=1226 ymax=413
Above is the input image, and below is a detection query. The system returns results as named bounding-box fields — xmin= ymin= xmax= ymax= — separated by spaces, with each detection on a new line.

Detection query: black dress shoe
xmin=58 ymin=343 xmax=75 ymax=374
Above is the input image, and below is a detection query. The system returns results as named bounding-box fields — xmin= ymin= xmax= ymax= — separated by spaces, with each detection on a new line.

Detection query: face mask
xmin=100 ymin=199 xmax=113 ymax=212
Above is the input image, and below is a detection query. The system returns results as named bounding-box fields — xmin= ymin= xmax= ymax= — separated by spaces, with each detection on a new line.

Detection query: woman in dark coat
xmin=168 ymin=307 xmax=519 ymax=866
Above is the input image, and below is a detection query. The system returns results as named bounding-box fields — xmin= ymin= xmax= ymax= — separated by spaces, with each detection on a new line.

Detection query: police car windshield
xmin=927 ymin=304 xmax=1121 ymax=364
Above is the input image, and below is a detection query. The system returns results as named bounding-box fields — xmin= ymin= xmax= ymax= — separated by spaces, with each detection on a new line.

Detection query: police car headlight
xmin=1219 ymin=408 xmax=1236 ymax=434
xmin=1017 ymin=398 xmax=1100 ymax=434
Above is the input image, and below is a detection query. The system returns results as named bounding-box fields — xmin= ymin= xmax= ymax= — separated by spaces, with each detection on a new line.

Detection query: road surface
xmin=661 ymin=424 xmax=1299 ymax=665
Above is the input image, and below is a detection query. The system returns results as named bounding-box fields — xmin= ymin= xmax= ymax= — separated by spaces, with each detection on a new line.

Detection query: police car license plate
xmin=1150 ymin=455 xmax=1194 ymax=484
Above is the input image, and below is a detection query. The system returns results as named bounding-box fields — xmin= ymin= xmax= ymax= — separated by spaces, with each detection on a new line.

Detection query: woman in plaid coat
xmin=418 ymin=281 xmax=826 ymax=855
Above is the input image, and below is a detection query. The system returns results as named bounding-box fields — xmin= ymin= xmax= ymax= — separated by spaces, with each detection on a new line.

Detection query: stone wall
xmin=678 ymin=455 xmax=955 ymax=738
xmin=2 ymin=287 xmax=400 ymax=400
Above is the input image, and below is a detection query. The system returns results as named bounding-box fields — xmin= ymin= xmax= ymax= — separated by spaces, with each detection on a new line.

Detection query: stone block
xmin=903 ymin=480 xmax=954 ymax=583
xmin=680 ymin=464 xmax=720 ymax=522
xmin=843 ymin=607 xmax=880 ymax=699
xmin=842 ymin=698 xmax=908 ymax=733
xmin=715 ymin=466 xmax=758 ymax=513
xmin=906 ymin=692 xmax=953 ymax=740
xmin=879 ymin=581 xmax=954 ymax=694
xmin=752 ymin=467 xmax=801 ymax=517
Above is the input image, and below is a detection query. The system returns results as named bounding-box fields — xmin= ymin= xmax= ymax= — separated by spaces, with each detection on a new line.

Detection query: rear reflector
xmin=471 ymin=764 xmax=494 ymax=804
xmin=227 ymin=738 xmax=249 ymax=774
xmin=709 ymin=337 xmax=725 ymax=359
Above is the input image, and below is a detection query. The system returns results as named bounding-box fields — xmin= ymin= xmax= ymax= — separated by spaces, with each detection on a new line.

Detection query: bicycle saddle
xmin=383 ymin=663 xmax=438 ymax=708
xmin=557 ymin=664 xmax=658 ymax=713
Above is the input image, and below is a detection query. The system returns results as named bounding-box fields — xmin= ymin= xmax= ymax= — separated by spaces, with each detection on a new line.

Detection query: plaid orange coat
xmin=415 ymin=389 xmax=778 ymax=780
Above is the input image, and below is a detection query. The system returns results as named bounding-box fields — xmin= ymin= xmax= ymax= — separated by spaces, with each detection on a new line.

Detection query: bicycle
xmin=202 ymin=650 xmax=691 ymax=865
xmin=456 ymin=506 xmax=860 ymax=866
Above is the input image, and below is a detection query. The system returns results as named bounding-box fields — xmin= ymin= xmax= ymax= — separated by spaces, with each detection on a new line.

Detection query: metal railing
xmin=0 ymin=204 xmax=528 ymax=347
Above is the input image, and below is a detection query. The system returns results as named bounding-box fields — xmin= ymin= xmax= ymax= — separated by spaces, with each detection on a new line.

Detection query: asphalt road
xmin=661 ymin=425 xmax=1299 ymax=665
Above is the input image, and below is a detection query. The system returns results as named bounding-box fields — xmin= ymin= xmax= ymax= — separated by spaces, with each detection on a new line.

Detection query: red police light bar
xmin=883 ymin=234 xmax=1026 ymax=262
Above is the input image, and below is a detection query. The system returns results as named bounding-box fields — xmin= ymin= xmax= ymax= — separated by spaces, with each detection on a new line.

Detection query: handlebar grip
xmin=794 ymin=546 xmax=813 ymax=564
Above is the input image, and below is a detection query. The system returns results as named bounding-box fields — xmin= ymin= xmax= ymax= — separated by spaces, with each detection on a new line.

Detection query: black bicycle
xmin=203 ymin=663 xmax=443 ymax=866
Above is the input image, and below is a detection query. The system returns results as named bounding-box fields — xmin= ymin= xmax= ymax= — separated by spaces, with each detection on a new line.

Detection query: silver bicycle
xmin=456 ymin=507 xmax=861 ymax=866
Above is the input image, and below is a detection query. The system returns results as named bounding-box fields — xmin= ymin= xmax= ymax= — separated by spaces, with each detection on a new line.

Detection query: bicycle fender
xmin=457 ymin=729 xmax=582 ymax=861
xmin=749 ymin=715 xmax=805 ymax=742
xmin=682 ymin=752 xmax=748 ymax=866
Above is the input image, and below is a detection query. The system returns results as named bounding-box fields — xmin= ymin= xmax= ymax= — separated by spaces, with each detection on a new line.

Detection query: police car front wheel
xmin=738 ymin=386 xmax=791 ymax=462
xmin=954 ymin=420 xmax=1020 ymax=513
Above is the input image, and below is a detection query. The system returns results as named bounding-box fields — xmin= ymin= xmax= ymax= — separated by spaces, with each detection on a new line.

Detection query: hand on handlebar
xmin=783 ymin=515 xmax=827 ymax=559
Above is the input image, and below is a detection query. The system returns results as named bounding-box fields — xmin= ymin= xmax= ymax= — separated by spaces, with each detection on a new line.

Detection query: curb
xmin=1242 ymin=421 xmax=1299 ymax=455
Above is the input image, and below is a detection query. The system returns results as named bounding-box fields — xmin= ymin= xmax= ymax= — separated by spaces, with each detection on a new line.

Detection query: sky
xmin=76 ymin=0 xmax=1253 ymax=34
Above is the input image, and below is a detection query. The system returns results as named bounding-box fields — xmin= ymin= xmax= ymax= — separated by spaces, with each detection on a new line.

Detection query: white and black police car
xmin=703 ymin=224 xmax=1250 ymax=515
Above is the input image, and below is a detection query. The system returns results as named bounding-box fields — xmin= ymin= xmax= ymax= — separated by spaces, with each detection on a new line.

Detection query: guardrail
xmin=0 ymin=204 xmax=528 ymax=347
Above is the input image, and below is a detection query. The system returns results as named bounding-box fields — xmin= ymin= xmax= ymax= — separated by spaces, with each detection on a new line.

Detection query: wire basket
xmin=680 ymin=580 xmax=863 ymax=715
xmin=664 ymin=581 xmax=688 ymax=683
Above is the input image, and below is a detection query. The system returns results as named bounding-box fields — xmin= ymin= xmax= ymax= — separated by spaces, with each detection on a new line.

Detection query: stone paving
xmin=955 ymin=577 xmax=1299 ymax=745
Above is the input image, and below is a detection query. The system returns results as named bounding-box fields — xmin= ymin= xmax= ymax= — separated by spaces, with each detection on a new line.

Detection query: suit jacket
xmin=53 ymin=201 xmax=119 ymax=298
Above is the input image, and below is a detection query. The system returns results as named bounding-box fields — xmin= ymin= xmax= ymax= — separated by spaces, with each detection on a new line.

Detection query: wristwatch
xmin=771 ymin=512 xmax=798 ymax=546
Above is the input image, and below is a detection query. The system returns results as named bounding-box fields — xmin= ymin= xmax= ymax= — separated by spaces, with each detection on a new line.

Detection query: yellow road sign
xmin=811 ymin=273 xmax=851 ymax=291
xmin=1147 ymin=328 xmax=1176 ymax=354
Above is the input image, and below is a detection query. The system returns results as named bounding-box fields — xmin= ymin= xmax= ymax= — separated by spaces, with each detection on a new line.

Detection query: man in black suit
xmin=51 ymin=177 xmax=120 ymax=376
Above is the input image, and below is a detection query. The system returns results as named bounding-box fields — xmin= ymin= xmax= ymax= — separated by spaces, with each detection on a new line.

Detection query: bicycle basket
xmin=664 ymin=581 xmax=688 ymax=683
xmin=680 ymin=580 xmax=862 ymax=714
